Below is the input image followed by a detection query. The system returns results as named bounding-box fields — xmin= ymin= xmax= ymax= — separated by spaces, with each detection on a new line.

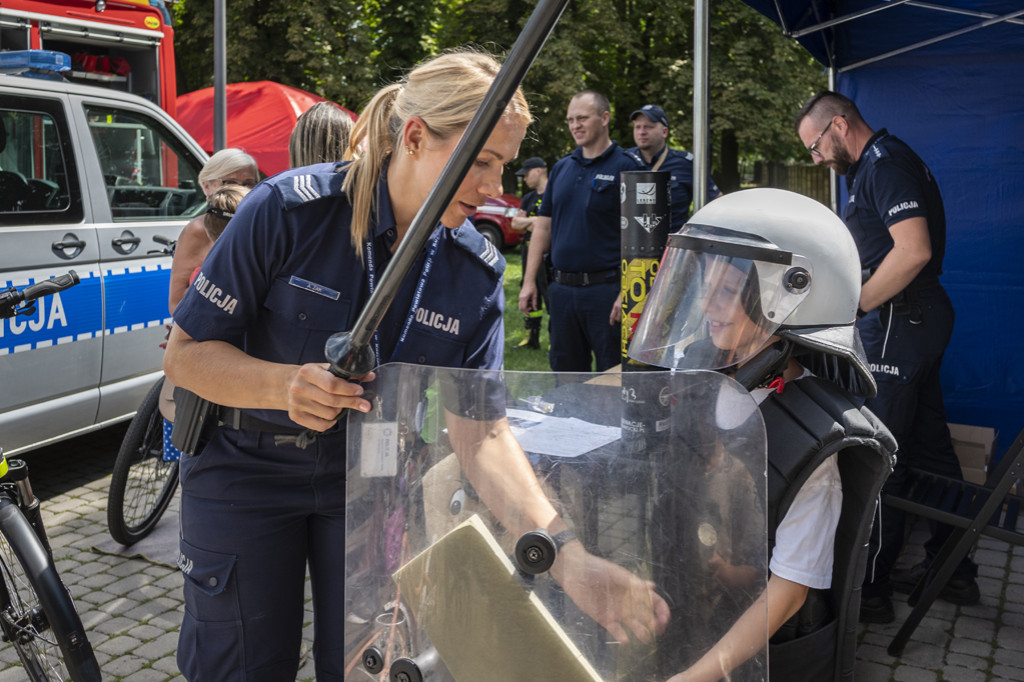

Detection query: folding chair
xmin=884 ymin=426 xmax=1024 ymax=656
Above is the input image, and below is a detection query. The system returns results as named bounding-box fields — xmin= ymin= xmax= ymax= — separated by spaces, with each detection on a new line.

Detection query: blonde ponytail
xmin=342 ymin=49 xmax=532 ymax=255
xmin=343 ymin=84 xmax=403 ymax=252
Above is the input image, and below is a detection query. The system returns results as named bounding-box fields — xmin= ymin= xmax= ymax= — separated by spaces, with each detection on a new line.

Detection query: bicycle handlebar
xmin=20 ymin=271 xmax=79 ymax=302
xmin=0 ymin=270 xmax=79 ymax=320
xmin=148 ymin=234 xmax=176 ymax=256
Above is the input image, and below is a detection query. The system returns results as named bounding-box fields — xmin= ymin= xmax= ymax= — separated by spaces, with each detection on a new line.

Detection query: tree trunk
xmin=719 ymin=128 xmax=741 ymax=193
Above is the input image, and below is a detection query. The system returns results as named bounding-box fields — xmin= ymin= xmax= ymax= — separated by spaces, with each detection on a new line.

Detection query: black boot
xmin=518 ymin=315 xmax=541 ymax=349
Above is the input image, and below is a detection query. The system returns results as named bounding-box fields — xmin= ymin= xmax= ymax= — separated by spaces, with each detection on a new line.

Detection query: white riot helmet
xmin=629 ymin=188 xmax=876 ymax=396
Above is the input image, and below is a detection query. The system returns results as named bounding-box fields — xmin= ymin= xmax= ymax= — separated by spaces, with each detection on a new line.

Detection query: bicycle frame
xmin=0 ymin=461 xmax=51 ymax=558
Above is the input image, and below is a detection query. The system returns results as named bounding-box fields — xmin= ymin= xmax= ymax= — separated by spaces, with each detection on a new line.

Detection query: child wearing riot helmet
xmin=164 ymin=48 xmax=668 ymax=681
xmin=629 ymin=188 xmax=896 ymax=681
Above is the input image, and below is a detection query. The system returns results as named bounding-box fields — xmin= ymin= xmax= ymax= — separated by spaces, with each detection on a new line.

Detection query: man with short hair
xmin=519 ymin=90 xmax=642 ymax=372
xmin=627 ymin=104 xmax=721 ymax=229
xmin=511 ymin=156 xmax=548 ymax=349
xmin=794 ymin=90 xmax=978 ymax=625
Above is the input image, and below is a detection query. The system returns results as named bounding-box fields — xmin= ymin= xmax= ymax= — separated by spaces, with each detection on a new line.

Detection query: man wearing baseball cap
xmin=627 ymin=104 xmax=722 ymax=229
xmin=515 ymin=156 xmax=547 ymax=178
xmin=519 ymin=90 xmax=643 ymax=373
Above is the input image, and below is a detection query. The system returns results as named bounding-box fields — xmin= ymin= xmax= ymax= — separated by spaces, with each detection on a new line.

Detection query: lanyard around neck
xmin=364 ymin=227 xmax=443 ymax=365
xmin=651 ymin=145 xmax=669 ymax=171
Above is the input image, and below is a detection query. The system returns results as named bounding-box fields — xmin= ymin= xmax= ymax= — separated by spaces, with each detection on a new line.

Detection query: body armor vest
xmin=762 ymin=376 xmax=895 ymax=682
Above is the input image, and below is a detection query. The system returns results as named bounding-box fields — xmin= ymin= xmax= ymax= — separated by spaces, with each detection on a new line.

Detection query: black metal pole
xmin=213 ymin=0 xmax=226 ymax=152
xmin=325 ymin=0 xmax=570 ymax=378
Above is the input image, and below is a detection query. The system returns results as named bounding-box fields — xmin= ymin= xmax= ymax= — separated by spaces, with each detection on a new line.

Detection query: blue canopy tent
xmin=734 ymin=1 xmax=1024 ymax=460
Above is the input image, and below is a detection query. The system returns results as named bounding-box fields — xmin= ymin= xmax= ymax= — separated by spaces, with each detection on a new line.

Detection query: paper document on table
xmin=505 ymin=408 xmax=620 ymax=458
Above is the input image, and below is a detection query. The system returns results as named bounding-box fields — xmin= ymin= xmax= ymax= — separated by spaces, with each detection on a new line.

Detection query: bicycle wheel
xmin=0 ymin=497 xmax=101 ymax=681
xmin=107 ymin=377 xmax=180 ymax=546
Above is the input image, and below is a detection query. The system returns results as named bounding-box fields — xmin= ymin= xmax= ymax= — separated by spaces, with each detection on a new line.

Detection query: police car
xmin=0 ymin=51 xmax=207 ymax=454
xmin=471 ymin=195 xmax=523 ymax=250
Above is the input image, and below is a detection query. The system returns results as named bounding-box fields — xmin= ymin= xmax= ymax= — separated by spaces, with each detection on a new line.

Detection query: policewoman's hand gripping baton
xmin=324 ymin=0 xmax=570 ymax=379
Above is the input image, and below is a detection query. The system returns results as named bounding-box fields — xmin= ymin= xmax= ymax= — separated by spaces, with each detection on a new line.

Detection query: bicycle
xmin=0 ymin=271 xmax=102 ymax=681
xmin=107 ymin=235 xmax=180 ymax=546
xmin=106 ymin=375 xmax=179 ymax=546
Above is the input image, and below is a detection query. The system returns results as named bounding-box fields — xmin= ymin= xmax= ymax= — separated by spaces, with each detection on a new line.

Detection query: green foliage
xmin=172 ymin=0 xmax=377 ymax=112
xmin=170 ymin=0 xmax=825 ymax=170
xmin=502 ymin=249 xmax=551 ymax=372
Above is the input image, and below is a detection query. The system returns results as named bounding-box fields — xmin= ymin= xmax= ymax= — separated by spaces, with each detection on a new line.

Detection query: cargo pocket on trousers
xmin=177 ymin=539 xmax=244 ymax=681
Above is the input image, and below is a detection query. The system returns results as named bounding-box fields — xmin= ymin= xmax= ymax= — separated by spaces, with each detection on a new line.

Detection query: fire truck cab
xmin=0 ymin=0 xmax=177 ymax=116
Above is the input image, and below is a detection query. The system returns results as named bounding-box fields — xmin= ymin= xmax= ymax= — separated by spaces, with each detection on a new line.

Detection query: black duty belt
xmin=887 ymin=276 xmax=941 ymax=321
xmin=219 ymin=407 xmax=306 ymax=436
xmin=551 ymin=268 xmax=618 ymax=287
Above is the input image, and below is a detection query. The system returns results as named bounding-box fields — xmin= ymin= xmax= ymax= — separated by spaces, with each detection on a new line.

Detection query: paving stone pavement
xmin=10 ymin=425 xmax=1024 ymax=681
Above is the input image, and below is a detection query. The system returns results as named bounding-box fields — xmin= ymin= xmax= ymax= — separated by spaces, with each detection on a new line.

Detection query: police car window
xmin=85 ymin=105 xmax=204 ymax=221
xmin=0 ymin=102 xmax=83 ymax=226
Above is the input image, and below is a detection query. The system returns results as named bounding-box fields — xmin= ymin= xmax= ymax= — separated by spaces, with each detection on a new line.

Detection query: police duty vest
xmin=761 ymin=376 xmax=895 ymax=682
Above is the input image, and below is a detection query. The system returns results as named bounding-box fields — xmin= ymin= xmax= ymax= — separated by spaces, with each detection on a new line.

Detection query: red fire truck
xmin=0 ymin=0 xmax=178 ymax=117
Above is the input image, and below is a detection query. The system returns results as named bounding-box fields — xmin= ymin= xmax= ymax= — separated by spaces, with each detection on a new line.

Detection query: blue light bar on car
xmin=0 ymin=50 xmax=72 ymax=80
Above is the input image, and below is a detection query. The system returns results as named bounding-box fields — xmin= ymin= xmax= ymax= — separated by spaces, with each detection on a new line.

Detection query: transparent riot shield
xmin=345 ymin=364 xmax=768 ymax=682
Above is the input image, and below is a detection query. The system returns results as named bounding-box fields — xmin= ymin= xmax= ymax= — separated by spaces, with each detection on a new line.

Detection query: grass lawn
xmin=501 ymin=249 xmax=551 ymax=372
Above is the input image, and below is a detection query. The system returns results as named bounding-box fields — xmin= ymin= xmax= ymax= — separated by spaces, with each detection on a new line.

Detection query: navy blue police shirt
xmin=538 ymin=142 xmax=643 ymax=272
xmin=843 ymin=129 xmax=946 ymax=278
xmin=172 ymin=161 xmax=507 ymax=429
xmin=625 ymin=146 xmax=721 ymax=230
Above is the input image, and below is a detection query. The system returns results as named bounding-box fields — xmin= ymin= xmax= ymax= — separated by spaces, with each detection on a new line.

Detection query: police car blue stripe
xmin=1 ymin=264 xmax=172 ymax=356
xmin=103 ymin=263 xmax=174 ymax=335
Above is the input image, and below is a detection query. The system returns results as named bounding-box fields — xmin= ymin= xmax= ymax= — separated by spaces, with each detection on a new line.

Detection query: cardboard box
xmin=948 ymin=423 xmax=997 ymax=472
xmin=961 ymin=466 xmax=987 ymax=486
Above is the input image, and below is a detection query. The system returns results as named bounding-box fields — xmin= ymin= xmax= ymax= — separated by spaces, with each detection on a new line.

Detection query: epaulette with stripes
xmin=452 ymin=224 xmax=505 ymax=279
xmin=275 ymin=170 xmax=345 ymax=209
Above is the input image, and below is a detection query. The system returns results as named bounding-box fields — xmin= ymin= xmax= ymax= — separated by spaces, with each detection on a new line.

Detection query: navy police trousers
xmin=176 ymin=426 xmax=346 ymax=681
xmin=858 ymin=284 xmax=977 ymax=596
xmin=547 ymin=279 xmax=621 ymax=372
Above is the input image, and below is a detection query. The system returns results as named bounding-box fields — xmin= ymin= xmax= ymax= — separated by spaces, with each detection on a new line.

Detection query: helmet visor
xmin=628 ymin=224 xmax=811 ymax=370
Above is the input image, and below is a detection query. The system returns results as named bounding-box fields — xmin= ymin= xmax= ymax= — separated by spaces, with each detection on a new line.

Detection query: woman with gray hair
xmin=168 ymin=147 xmax=258 ymax=313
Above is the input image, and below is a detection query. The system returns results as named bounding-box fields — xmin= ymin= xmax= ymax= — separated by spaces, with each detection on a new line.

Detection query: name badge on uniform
xmin=288 ymin=276 xmax=340 ymax=300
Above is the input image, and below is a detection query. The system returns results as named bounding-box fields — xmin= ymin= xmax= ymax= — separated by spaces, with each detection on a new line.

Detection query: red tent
xmin=176 ymin=81 xmax=357 ymax=177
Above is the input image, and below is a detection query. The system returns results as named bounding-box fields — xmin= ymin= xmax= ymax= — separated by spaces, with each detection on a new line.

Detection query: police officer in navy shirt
xmin=519 ymin=90 xmax=643 ymax=372
xmin=165 ymin=52 xmax=668 ymax=681
xmin=795 ymin=91 xmax=978 ymax=625
xmin=626 ymin=104 xmax=721 ymax=229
